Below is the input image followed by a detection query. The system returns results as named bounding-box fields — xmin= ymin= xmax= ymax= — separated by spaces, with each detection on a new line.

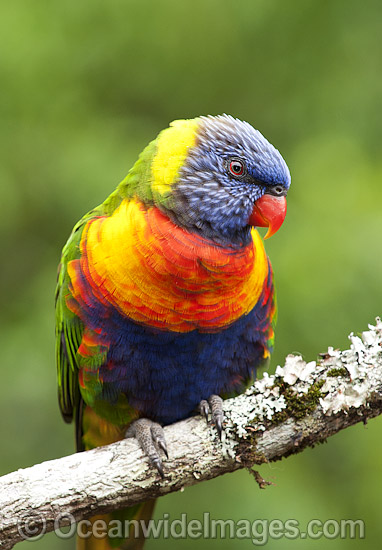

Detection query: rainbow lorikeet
xmin=55 ymin=115 xmax=290 ymax=548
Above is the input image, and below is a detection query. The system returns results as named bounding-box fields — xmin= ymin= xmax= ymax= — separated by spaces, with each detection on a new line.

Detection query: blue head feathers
xmin=163 ymin=114 xmax=291 ymax=245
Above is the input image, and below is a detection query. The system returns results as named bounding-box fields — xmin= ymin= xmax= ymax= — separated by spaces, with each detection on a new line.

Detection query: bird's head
xmin=131 ymin=114 xmax=291 ymax=246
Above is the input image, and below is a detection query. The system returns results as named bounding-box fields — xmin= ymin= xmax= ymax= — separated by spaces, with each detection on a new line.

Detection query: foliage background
xmin=1 ymin=0 xmax=381 ymax=548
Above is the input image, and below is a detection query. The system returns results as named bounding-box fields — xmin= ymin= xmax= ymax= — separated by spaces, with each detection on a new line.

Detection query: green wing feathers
xmin=55 ymin=220 xmax=85 ymax=424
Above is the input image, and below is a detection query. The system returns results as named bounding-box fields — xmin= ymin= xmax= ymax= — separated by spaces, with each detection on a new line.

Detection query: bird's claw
xmin=198 ymin=395 xmax=224 ymax=439
xmin=125 ymin=418 xmax=168 ymax=478
xmin=151 ymin=423 xmax=169 ymax=458
xmin=198 ymin=399 xmax=210 ymax=422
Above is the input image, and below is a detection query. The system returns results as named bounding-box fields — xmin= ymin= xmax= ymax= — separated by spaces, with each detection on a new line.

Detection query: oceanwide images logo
xmin=17 ymin=512 xmax=365 ymax=545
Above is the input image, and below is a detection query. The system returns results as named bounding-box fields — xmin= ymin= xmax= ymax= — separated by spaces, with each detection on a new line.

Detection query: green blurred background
xmin=1 ymin=0 xmax=381 ymax=548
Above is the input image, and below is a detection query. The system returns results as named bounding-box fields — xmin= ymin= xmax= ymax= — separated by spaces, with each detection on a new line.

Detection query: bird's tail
xmin=77 ymin=406 xmax=156 ymax=550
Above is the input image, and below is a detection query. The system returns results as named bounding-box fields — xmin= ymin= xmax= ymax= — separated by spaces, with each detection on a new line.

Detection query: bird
xmin=55 ymin=114 xmax=291 ymax=549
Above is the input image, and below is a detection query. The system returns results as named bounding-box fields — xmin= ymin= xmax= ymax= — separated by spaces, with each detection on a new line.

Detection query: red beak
xmin=248 ymin=194 xmax=287 ymax=239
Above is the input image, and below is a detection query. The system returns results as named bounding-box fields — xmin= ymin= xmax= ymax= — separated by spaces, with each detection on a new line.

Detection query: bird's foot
xmin=198 ymin=394 xmax=224 ymax=439
xmin=125 ymin=418 xmax=168 ymax=478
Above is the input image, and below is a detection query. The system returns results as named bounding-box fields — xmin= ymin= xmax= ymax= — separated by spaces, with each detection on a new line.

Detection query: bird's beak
xmin=248 ymin=194 xmax=287 ymax=239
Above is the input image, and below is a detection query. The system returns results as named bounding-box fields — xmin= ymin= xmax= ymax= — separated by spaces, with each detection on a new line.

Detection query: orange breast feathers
xmin=67 ymin=199 xmax=270 ymax=333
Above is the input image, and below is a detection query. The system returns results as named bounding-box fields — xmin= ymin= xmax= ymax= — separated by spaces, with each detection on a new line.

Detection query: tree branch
xmin=1 ymin=319 xmax=382 ymax=549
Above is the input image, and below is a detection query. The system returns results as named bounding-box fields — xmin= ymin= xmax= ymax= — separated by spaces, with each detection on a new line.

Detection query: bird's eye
xmin=228 ymin=159 xmax=245 ymax=177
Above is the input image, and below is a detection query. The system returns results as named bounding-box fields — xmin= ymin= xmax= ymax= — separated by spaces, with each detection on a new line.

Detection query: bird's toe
xmin=125 ymin=418 xmax=168 ymax=478
xmin=198 ymin=394 xmax=224 ymax=439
